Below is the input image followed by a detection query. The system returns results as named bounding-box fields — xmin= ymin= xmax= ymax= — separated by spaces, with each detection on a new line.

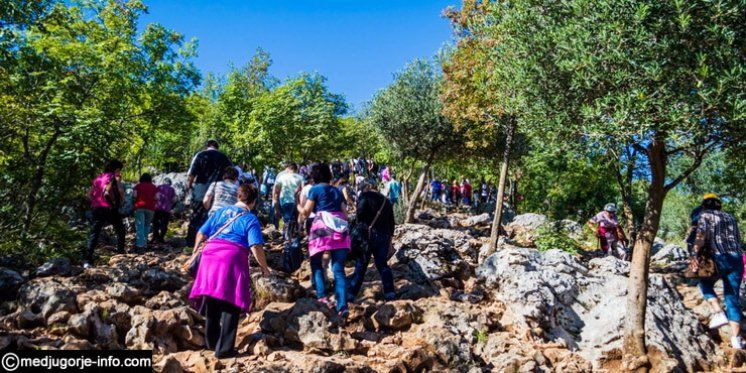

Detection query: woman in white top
xmin=204 ymin=166 xmax=240 ymax=216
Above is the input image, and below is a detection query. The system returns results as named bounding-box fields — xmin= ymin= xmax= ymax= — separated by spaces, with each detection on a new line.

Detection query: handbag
xmin=185 ymin=210 xmax=248 ymax=277
xmin=684 ymin=252 xmax=719 ymax=280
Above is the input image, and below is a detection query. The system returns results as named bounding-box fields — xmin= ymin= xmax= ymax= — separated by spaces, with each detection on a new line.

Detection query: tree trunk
xmin=21 ymin=166 xmax=45 ymax=238
xmin=21 ymin=129 xmax=62 ymax=238
xmin=405 ymin=162 xmax=431 ymax=224
xmin=622 ymin=136 xmax=667 ymax=371
xmin=489 ymin=119 xmax=516 ymax=251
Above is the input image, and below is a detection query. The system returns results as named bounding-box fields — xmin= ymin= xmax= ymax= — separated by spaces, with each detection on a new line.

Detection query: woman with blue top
xmin=188 ymin=184 xmax=271 ymax=358
xmin=298 ymin=163 xmax=351 ymax=318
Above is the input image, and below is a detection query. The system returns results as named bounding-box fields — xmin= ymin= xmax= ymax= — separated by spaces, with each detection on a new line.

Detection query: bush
xmin=534 ymin=223 xmax=581 ymax=255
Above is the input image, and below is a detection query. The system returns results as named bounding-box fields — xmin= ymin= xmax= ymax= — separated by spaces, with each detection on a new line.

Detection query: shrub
xmin=535 ymin=223 xmax=581 ymax=255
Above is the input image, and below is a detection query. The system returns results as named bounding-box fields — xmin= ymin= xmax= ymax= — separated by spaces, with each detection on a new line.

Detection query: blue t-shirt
xmin=308 ymin=184 xmax=344 ymax=213
xmin=430 ymin=180 xmax=441 ymax=192
xmin=199 ymin=205 xmax=264 ymax=248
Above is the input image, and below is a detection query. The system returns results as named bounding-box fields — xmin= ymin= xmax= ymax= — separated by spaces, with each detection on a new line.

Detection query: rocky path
xmin=0 ymin=210 xmax=743 ymax=372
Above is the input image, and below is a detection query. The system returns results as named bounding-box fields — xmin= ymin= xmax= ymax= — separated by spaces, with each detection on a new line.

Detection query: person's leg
xmin=699 ymin=275 xmax=725 ymax=317
xmin=109 ymin=209 xmax=126 ymax=253
xmin=86 ymin=208 xmax=107 ymax=263
xmin=371 ymin=234 xmax=396 ymax=299
xmin=721 ymin=254 xmax=743 ymax=336
xmin=151 ymin=211 xmax=161 ymax=242
xmin=203 ymin=297 xmax=222 ymax=351
xmin=215 ymin=299 xmax=241 ymax=357
xmin=348 ymin=245 xmax=372 ymax=300
xmin=162 ymin=212 xmax=171 ymax=242
xmin=143 ymin=210 xmax=154 ymax=246
xmin=310 ymin=253 xmax=327 ymax=299
xmin=187 ymin=184 xmax=208 ymax=246
xmin=330 ymin=249 xmax=348 ymax=313
xmin=134 ymin=209 xmax=146 ymax=248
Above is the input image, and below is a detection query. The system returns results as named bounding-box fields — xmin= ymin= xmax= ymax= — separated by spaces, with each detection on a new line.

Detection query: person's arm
xmin=186 ymin=154 xmax=199 ymax=191
xmin=251 ymin=244 xmax=271 ymax=276
xmin=193 ymin=231 xmax=206 ymax=252
xmin=298 ymin=198 xmax=316 ymax=220
xmin=203 ymin=183 xmax=215 ymax=210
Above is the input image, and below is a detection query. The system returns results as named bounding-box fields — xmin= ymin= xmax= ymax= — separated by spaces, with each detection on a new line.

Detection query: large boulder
xmin=258 ymin=299 xmax=357 ymax=352
xmin=35 ymin=257 xmax=73 ymax=277
xmin=477 ymin=248 xmax=716 ymax=371
xmin=651 ymin=243 xmax=689 ymax=271
xmin=17 ymin=277 xmax=85 ymax=321
xmin=0 ymin=267 xmax=25 ymax=299
xmin=251 ymin=273 xmax=305 ymax=310
xmin=393 ymin=224 xmax=474 ymax=281
xmin=505 ymin=213 xmax=548 ymax=247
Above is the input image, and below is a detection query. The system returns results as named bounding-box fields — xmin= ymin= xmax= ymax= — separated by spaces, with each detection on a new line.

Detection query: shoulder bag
xmin=185 ymin=210 xmax=248 ymax=277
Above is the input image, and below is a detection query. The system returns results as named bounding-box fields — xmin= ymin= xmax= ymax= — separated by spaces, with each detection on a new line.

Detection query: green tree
xmin=366 ymin=59 xmax=461 ymax=223
xmin=442 ymin=0 xmax=529 ymax=251
xmin=480 ymin=0 xmax=745 ymax=364
xmin=0 ymin=0 xmax=198 ymax=239
xmin=242 ymin=73 xmax=348 ymax=168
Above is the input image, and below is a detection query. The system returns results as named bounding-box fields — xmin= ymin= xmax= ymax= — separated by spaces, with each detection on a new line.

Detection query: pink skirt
xmin=308 ymin=211 xmax=351 ymax=257
xmin=189 ymin=239 xmax=252 ymax=312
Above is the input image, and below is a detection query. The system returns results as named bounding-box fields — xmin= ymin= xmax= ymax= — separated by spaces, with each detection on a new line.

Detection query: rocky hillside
xmin=0 ymin=209 xmax=744 ymax=372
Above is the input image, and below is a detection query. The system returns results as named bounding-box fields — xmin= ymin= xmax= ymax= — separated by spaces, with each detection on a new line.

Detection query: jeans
xmin=86 ymin=207 xmax=126 ymax=262
xmin=348 ymin=231 xmax=396 ymax=300
xmin=699 ymin=252 xmax=744 ymax=322
xmin=134 ymin=209 xmax=154 ymax=248
xmin=311 ymin=249 xmax=348 ymax=312
xmin=280 ymin=202 xmax=297 ymax=240
xmin=151 ymin=210 xmax=170 ymax=243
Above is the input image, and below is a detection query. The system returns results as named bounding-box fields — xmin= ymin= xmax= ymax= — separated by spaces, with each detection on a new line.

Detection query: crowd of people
xmin=427 ymin=178 xmax=501 ymax=209
xmin=83 ymin=139 xmax=744 ymax=355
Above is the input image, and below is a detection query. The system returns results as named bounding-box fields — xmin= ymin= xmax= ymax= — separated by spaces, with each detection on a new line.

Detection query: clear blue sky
xmin=140 ymin=0 xmax=456 ymax=111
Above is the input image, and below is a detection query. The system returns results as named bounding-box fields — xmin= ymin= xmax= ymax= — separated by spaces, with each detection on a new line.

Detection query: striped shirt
xmin=696 ymin=209 xmax=742 ymax=255
xmin=206 ymin=180 xmax=239 ymax=215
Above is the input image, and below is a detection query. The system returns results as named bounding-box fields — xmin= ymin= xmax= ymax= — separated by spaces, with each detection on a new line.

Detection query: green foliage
xmin=534 ymin=224 xmax=581 ymax=255
xmin=366 ymin=59 xmax=461 ymax=165
xmin=0 ymin=0 xmax=198 ymax=244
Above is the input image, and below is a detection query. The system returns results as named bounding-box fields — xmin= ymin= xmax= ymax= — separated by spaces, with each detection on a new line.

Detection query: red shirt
xmin=134 ymin=182 xmax=157 ymax=210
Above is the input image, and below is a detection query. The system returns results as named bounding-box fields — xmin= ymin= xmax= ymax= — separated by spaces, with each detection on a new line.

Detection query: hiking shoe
xmin=732 ymin=336 xmax=744 ymax=349
xmin=339 ymin=309 xmax=349 ymax=320
xmin=708 ymin=312 xmax=728 ymax=329
xmin=83 ymin=262 xmax=92 ymax=269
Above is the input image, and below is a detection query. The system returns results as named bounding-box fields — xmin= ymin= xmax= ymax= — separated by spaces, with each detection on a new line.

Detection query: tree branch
xmin=664 ymin=142 xmax=718 ymax=192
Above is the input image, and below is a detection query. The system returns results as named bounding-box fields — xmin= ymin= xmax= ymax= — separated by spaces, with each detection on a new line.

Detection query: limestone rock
xmin=505 ymin=213 xmax=548 ymax=247
xmin=372 ymin=300 xmax=423 ymax=330
xmin=478 ymin=247 xmax=715 ymax=371
xmin=252 ymin=273 xmax=305 ymax=310
xmin=393 ymin=224 xmax=473 ymax=281
xmin=0 ymin=267 xmax=25 ymax=299
xmin=17 ymin=277 xmax=84 ymax=320
xmin=35 ymin=257 xmax=72 ymax=277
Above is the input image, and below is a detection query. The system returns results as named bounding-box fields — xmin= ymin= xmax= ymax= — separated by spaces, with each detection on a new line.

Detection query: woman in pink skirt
xmin=188 ymin=184 xmax=271 ymax=358
xmin=298 ymin=163 xmax=351 ymax=318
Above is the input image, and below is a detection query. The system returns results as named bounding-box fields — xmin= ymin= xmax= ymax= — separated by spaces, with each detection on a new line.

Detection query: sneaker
xmin=383 ymin=292 xmax=397 ymax=302
xmin=731 ymin=336 xmax=744 ymax=349
xmin=83 ymin=262 xmax=92 ymax=269
xmin=339 ymin=309 xmax=349 ymax=320
xmin=708 ymin=312 xmax=728 ymax=329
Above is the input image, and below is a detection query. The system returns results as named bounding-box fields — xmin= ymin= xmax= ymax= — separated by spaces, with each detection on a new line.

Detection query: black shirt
xmin=188 ymin=149 xmax=232 ymax=184
xmin=356 ymin=191 xmax=395 ymax=236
